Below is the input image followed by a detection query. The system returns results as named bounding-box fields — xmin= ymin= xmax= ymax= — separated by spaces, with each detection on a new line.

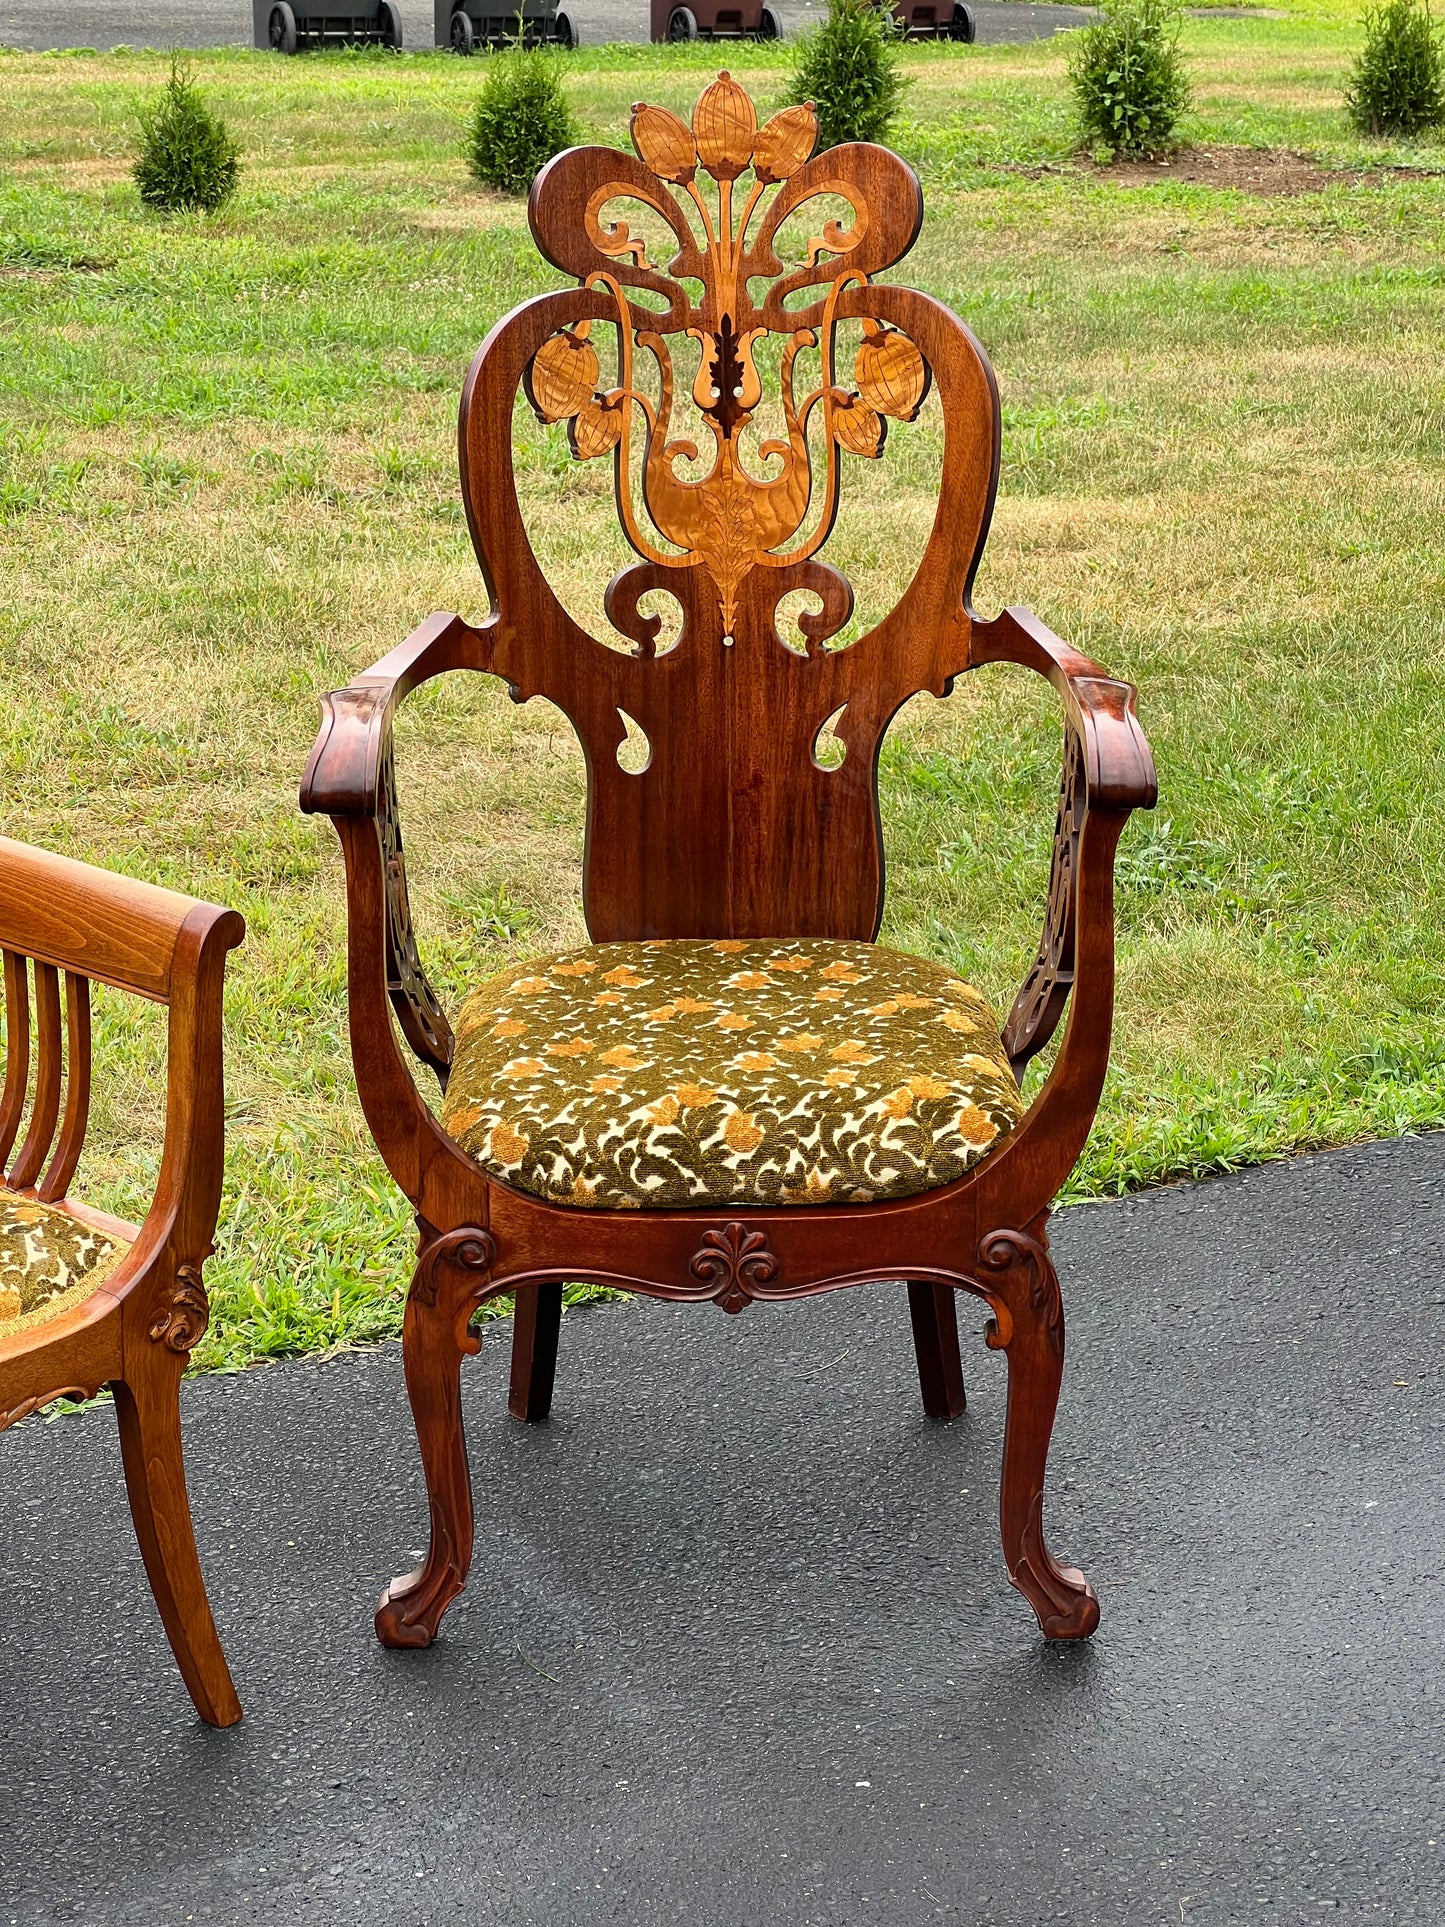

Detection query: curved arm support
xmin=301 ymin=612 xmax=496 ymax=1089
xmin=969 ymin=607 xmax=1157 ymax=813
xmin=965 ymin=606 xmax=1157 ymax=1223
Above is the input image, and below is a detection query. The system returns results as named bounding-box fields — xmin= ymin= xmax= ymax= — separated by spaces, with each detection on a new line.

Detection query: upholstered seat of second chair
xmin=439 ymin=939 xmax=1024 ymax=1211
xmin=0 ymin=1194 xmax=129 ymax=1341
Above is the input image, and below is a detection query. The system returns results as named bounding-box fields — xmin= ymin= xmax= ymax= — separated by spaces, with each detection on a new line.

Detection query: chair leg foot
xmin=983 ymin=1226 xmax=1099 ymax=1641
xmin=508 ymin=1281 xmax=562 ymax=1422
xmin=376 ymin=1244 xmax=479 ymax=1650
xmin=907 ymin=1280 xmax=966 ymax=1419
xmin=113 ymin=1358 xmax=242 ymax=1727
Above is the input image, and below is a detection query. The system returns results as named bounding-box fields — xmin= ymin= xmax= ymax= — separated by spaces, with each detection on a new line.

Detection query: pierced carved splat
xmin=522 ymin=77 xmax=932 ymax=640
xmin=457 ymin=71 xmax=1001 ymax=941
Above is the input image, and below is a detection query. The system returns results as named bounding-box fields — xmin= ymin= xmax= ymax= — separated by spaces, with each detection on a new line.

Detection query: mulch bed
xmin=1079 ymin=144 xmax=1429 ymax=195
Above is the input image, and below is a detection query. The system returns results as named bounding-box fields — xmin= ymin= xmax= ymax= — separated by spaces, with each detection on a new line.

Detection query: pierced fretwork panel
xmin=458 ymin=74 xmax=1002 ymax=942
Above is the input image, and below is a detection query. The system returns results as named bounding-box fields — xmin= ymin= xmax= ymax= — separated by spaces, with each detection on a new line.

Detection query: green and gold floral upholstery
xmin=440 ymin=939 xmax=1024 ymax=1210
xmin=0 ymin=1195 xmax=129 ymax=1342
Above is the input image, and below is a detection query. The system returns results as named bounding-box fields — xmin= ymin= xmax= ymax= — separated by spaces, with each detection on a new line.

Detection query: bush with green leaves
xmin=133 ymin=57 xmax=240 ymax=214
xmin=466 ymin=48 xmax=579 ymax=194
xmin=785 ymin=0 xmax=908 ymax=153
xmin=1346 ymin=0 xmax=1445 ymax=137
xmin=1068 ymin=0 xmax=1191 ymax=157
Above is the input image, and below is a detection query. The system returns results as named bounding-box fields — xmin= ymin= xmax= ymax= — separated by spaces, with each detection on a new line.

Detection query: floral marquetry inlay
xmin=522 ymin=74 xmax=933 ymax=639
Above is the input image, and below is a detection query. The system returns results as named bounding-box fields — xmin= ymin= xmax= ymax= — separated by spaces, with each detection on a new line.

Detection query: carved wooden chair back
xmin=458 ymin=73 xmax=998 ymax=942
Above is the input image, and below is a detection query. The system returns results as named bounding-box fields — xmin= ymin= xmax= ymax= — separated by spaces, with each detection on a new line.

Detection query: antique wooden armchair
xmin=0 ymin=837 xmax=244 ymax=1727
xmin=302 ymin=75 xmax=1156 ymax=1650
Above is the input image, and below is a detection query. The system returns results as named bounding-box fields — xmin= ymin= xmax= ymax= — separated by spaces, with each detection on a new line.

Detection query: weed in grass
xmin=1346 ymin=0 xmax=1445 ymax=136
xmin=133 ymin=57 xmax=241 ymax=215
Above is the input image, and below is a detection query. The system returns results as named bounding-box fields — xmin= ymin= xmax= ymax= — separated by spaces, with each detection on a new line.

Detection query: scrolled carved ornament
xmin=523 ymin=78 xmax=933 ymax=643
xmin=976 ymin=1217 xmax=1063 ymax=1363
xmin=458 ymin=72 xmax=1001 ymax=940
xmin=412 ymin=1221 xmax=499 ymax=1352
xmin=148 ymin=1262 xmax=210 ymax=1354
xmin=0 ymin=1383 xmax=102 ymax=1433
xmin=687 ymin=1220 xmax=780 ymax=1314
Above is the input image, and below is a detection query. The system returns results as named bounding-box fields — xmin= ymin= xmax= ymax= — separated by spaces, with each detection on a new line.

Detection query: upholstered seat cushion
xmin=440 ymin=938 xmax=1024 ymax=1210
xmin=0 ymin=1194 xmax=129 ymax=1342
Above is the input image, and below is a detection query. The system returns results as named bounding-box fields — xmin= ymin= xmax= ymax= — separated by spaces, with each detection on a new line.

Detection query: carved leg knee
xmin=981 ymin=1224 xmax=1099 ymax=1641
xmin=375 ymin=1229 xmax=494 ymax=1650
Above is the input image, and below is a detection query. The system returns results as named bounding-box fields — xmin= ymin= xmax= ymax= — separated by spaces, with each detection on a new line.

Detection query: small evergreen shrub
xmin=785 ymin=0 xmax=908 ymax=152
xmin=1068 ymin=0 xmax=1191 ymax=157
xmin=133 ymin=57 xmax=240 ymax=214
xmin=1346 ymin=0 xmax=1445 ymax=137
xmin=466 ymin=48 xmax=579 ymax=194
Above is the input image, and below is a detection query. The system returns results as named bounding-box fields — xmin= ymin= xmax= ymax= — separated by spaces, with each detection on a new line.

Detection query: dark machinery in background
xmin=888 ymin=0 xmax=975 ymax=37
xmin=255 ymin=1 xmax=404 ymax=51
xmin=649 ymin=0 xmax=972 ymax=41
xmin=439 ymin=0 xmax=581 ymax=47
xmin=651 ymin=0 xmax=782 ymax=41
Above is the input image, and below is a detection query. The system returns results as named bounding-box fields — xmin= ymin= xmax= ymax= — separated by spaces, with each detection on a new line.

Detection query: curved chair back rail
xmin=301 ymin=75 xmax=1158 ymax=1653
xmin=0 ymin=837 xmax=244 ymax=1727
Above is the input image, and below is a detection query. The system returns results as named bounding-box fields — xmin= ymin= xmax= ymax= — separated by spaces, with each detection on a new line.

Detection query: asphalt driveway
xmin=2 ymin=1133 xmax=1442 ymax=1924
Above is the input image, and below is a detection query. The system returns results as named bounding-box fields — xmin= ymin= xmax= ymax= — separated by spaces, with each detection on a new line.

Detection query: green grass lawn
xmin=1 ymin=21 xmax=1443 ymax=1369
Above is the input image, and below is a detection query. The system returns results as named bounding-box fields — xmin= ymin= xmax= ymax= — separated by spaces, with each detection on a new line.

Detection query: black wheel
xmin=949 ymin=1 xmax=976 ymax=39
xmin=758 ymin=3 xmax=782 ymax=35
xmin=554 ymin=7 xmax=580 ymax=46
xmin=268 ymin=2 xmax=298 ymax=52
xmin=667 ymin=5 xmax=698 ymax=38
xmin=378 ymin=0 xmax=403 ymax=45
xmin=450 ymin=7 xmax=475 ymax=49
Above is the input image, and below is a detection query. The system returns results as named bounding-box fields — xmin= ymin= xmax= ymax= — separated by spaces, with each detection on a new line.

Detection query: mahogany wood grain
xmin=37 ymin=973 xmax=91 ymax=1203
xmin=0 ymin=952 xmax=29 ymax=1168
xmin=908 ymin=1280 xmax=966 ymax=1420
xmin=0 ymin=835 xmax=215 ymax=1002
xmin=508 ymin=1280 xmax=563 ymax=1422
xmin=303 ymin=76 xmax=1157 ymax=1652
xmin=0 ymin=839 xmax=245 ymax=1727
xmin=9 ymin=961 xmax=61 ymax=1191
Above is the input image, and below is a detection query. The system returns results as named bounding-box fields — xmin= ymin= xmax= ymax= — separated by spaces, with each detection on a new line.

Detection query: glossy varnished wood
xmin=0 ymin=842 xmax=245 ymax=1727
xmin=302 ymin=77 xmax=1157 ymax=1653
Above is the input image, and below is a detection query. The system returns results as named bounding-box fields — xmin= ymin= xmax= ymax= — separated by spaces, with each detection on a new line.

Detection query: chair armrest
xmin=0 ymin=835 xmax=242 ymax=1003
xmin=970 ymin=607 xmax=1157 ymax=815
xmin=0 ymin=839 xmax=242 ymax=1343
xmin=300 ymin=611 xmax=496 ymax=1087
xmin=300 ymin=611 xmax=492 ymax=818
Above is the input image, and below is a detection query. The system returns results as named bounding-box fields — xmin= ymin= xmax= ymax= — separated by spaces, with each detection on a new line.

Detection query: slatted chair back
xmin=458 ymin=73 xmax=999 ymax=942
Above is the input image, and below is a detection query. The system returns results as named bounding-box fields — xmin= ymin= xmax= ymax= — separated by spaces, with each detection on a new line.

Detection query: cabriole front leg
xmin=375 ymin=1226 xmax=496 ymax=1650
xmin=978 ymin=1219 xmax=1099 ymax=1640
